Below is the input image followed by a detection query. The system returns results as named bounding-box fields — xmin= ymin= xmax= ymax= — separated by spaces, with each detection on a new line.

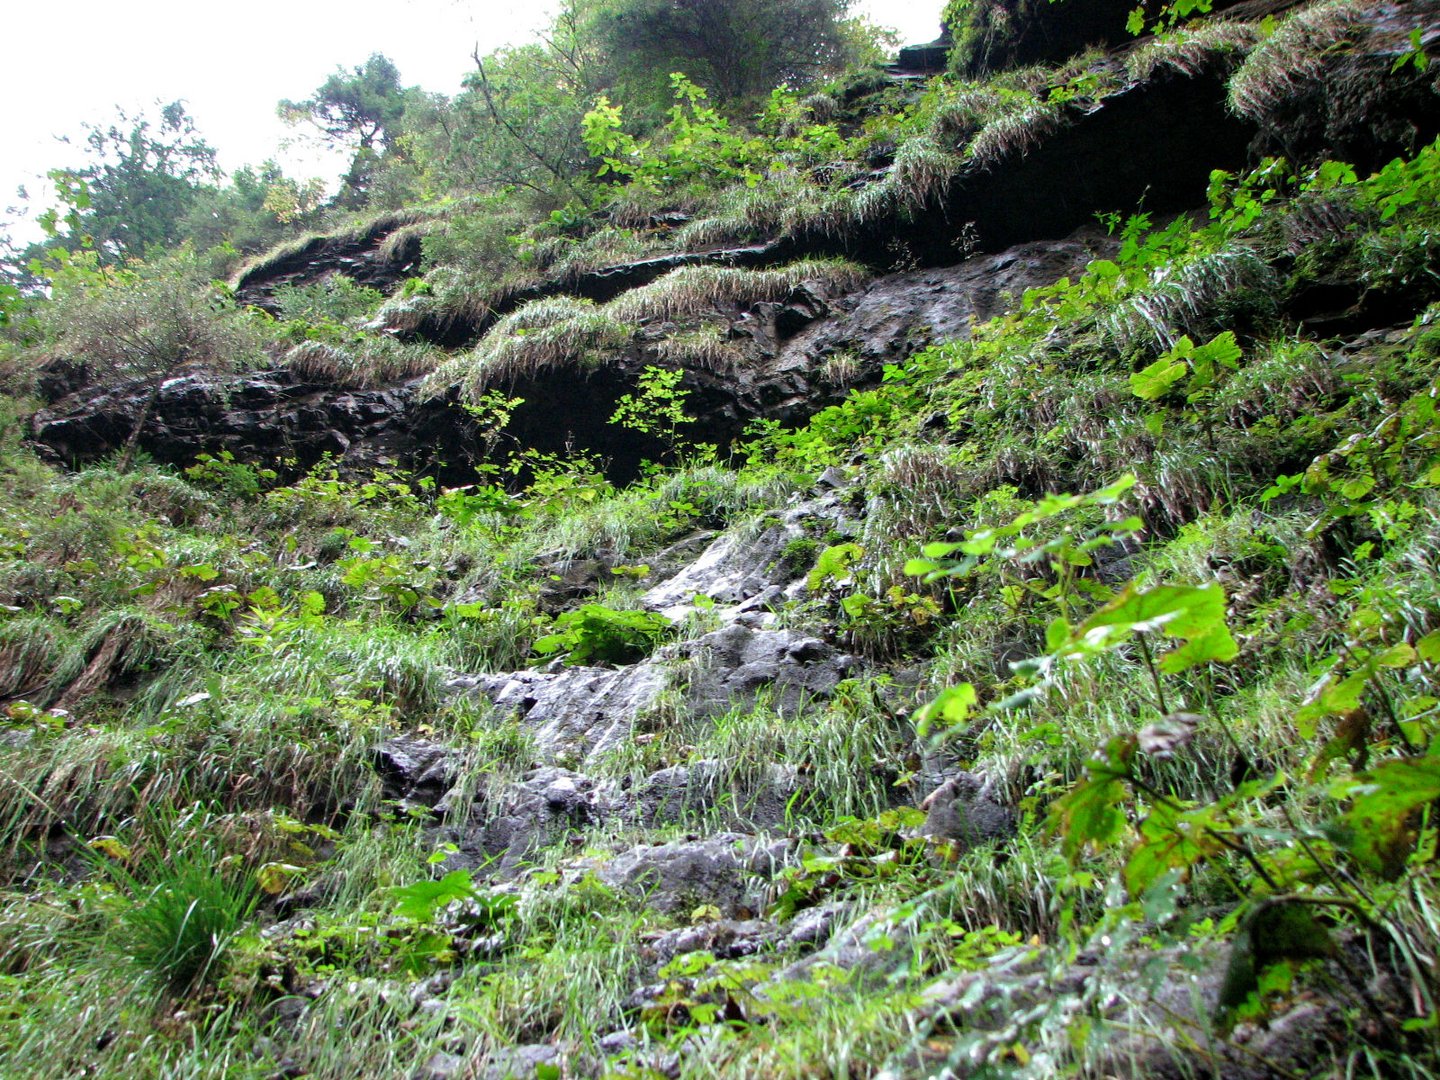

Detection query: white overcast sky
xmin=2 ymin=0 xmax=943 ymax=241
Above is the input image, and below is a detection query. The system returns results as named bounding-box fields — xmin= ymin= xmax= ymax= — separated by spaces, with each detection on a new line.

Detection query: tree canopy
xmin=278 ymin=53 xmax=409 ymax=153
xmin=577 ymin=0 xmax=862 ymax=107
xmin=56 ymin=102 xmax=221 ymax=265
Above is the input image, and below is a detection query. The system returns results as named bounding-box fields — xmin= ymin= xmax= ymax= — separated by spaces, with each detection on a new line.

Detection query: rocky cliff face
xmin=34 ymin=1 xmax=1437 ymax=481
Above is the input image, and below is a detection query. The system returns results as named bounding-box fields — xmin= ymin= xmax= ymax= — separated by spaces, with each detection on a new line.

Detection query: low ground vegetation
xmin=2 ymin=0 xmax=1440 ymax=1076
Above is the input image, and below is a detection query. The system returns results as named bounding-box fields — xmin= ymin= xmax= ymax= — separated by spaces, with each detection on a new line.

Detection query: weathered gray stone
xmin=450 ymin=662 xmax=670 ymax=765
xmin=474 ymin=1043 xmax=559 ymax=1080
xmin=622 ymin=759 xmax=804 ymax=830
xmin=593 ymin=833 xmax=795 ymax=916
xmin=678 ymin=624 xmax=859 ymax=718
xmin=374 ymin=736 xmax=455 ymax=809
xmin=919 ymin=772 xmax=1016 ymax=851
xmin=454 ymin=766 xmax=605 ymax=876
xmin=641 ymin=918 xmax=781 ymax=972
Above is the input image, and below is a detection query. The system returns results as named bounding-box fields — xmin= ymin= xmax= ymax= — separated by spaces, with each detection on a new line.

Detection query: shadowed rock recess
xmin=8 ymin=0 xmax=1440 ymax=1076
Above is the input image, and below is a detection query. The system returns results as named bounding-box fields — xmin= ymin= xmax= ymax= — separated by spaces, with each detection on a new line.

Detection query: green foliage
xmin=533 ymin=603 xmax=672 ymax=665
xmin=273 ymin=275 xmax=384 ymax=328
xmin=42 ymin=256 xmax=268 ymax=470
xmin=577 ymin=0 xmax=863 ymax=108
xmin=806 ymin=541 xmax=863 ymax=592
xmin=610 ymin=365 xmax=696 ymax=455
xmin=1129 ymin=331 xmax=1242 ymax=402
xmin=389 ymin=867 xmax=518 ymax=924
xmin=31 ymin=102 xmax=220 ymax=266
xmin=279 ymin=53 xmax=408 ymax=153
xmin=1128 ymin=0 xmax=1214 ymax=37
xmin=584 ymin=74 xmax=768 ymax=193
xmin=99 ymin=836 xmax=257 ymax=996
xmin=184 ymin=451 xmax=278 ymax=501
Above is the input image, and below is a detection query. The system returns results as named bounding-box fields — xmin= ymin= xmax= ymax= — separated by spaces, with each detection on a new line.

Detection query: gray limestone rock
xmin=374 ymin=736 xmax=455 ymax=809
xmin=593 ymin=833 xmax=795 ymax=917
xmin=450 ymin=662 xmax=670 ymax=766
xmin=456 ymin=766 xmax=605 ymax=876
xmin=678 ymin=624 xmax=858 ymax=718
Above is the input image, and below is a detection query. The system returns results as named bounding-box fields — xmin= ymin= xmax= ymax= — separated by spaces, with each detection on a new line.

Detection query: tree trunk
xmin=117 ymin=377 xmax=166 ymax=474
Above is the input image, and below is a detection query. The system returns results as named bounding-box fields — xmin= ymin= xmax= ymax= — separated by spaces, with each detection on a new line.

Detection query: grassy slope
xmin=3 ymin=6 xmax=1440 ymax=1078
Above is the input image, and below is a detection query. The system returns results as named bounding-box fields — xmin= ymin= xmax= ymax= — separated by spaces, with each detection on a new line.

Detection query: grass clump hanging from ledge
xmin=421 ymin=296 xmax=637 ymax=398
xmin=421 ymin=258 xmax=869 ymax=401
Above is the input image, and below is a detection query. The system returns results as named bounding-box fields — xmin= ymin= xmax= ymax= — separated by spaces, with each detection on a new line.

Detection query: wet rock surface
xmin=374 ymin=736 xmax=456 ymax=810
xmin=28 ymin=369 xmax=431 ymax=476
xmin=450 ymin=663 xmax=671 ymax=767
xmin=775 ymin=234 xmax=1115 ymax=377
xmin=29 ymin=51 xmax=1271 ymax=481
xmin=233 ymin=217 xmax=424 ymax=313
xmin=677 ymin=624 xmax=859 ymax=717
xmin=30 ymin=234 xmax=1113 ymax=482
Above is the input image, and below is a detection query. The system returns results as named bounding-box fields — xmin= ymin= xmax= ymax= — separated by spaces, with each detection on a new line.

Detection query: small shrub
xmin=533 ymin=603 xmax=672 ymax=666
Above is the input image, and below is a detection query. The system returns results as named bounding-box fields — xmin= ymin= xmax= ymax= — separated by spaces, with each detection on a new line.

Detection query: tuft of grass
xmin=103 ymin=838 xmax=257 ymax=996
xmin=231 ymin=206 xmax=438 ymax=287
xmin=1227 ymin=0 xmax=1372 ymax=121
xmin=967 ymin=98 xmax=1063 ymax=168
xmin=421 ymin=296 xmax=636 ymax=400
xmin=885 ymin=136 xmax=964 ymax=209
xmin=422 ymin=259 xmax=867 ymax=403
xmin=608 ymin=258 xmax=869 ymax=324
xmin=654 ymin=325 xmax=744 ymax=371
xmin=1125 ymin=21 xmax=1261 ymax=83
xmin=0 ymin=615 xmax=67 ymax=701
xmin=1099 ymin=243 xmax=1279 ymax=353
xmin=283 ymin=336 xmax=443 ymax=387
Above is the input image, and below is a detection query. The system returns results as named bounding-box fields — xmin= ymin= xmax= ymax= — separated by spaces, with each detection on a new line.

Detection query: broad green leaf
xmin=1373 ymin=643 xmax=1417 ymax=668
xmin=1048 ymin=736 xmax=1134 ymax=862
xmin=1158 ymin=623 xmax=1238 ymax=674
xmin=1339 ymin=749 xmax=1440 ymax=876
xmin=1191 ymin=330 xmax=1241 ymax=372
xmin=1131 ymin=358 xmax=1188 ymax=402
xmin=1070 ymin=583 xmax=1233 ymax=668
xmin=392 ymin=869 xmax=479 ymax=922
xmin=916 ymin=682 xmax=978 ymax=735
xmin=1124 ymin=800 xmax=1223 ymax=898
xmin=1045 ymin=616 xmax=1071 ymax=652
xmin=1296 ymin=670 xmax=1369 ymax=738
xmin=1418 ymin=630 xmax=1440 ymax=662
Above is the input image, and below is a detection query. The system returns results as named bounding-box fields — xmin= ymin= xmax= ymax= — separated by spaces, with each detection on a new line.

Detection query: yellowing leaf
xmin=257 ymin=862 xmax=304 ymax=895
xmin=89 ymin=836 xmax=131 ymax=860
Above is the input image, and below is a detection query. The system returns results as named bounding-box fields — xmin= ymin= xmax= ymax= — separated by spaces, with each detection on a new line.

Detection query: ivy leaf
xmin=257 ymin=862 xmax=304 ymax=895
xmin=1066 ymin=582 xmax=1235 ymax=673
xmin=391 ymin=869 xmax=479 ymax=922
xmin=1418 ymin=630 xmax=1440 ymax=662
xmin=1124 ymin=799 xmax=1224 ymax=898
xmin=1195 ymin=330 xmax=1241 ymax=368
xmin=915 ymin=682 xmax=977 ymax=735
xmin=1158 ymin=621 xmax=1239 ymax=674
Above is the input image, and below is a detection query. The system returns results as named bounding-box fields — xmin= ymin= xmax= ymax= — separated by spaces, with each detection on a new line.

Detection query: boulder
xmin=677 ymin=624 xmax=859 ymax=717
xmin=919 ymin=772 xmax=1017 ymax=851
xmin=592 ymin=833 xmax=796 ymax=916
